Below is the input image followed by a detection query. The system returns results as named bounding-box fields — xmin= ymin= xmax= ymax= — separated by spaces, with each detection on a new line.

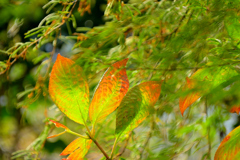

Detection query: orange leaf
xmin=179 ymin=77 xmax=201 ymax=115
xmin=47 ymin=120 xmax=69 ymax=139
xmin=60 ymin=138 xmax=92 ymax=160
xmin=89 ymin=59 xmax=129 ymax=125
xmin=49 ymin=119 xmax=69 ymax=130
xmin=214 ymin=125 xmax=240 ymax=160
xmin=230 ymin=106 xmax=240 ymax=114
xmin=49 ymin=54 xmax=89 ymax=125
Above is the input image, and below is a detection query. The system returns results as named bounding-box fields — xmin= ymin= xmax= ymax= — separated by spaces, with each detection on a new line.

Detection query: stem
xmin=66 ymin=130 xmax=89 ymax=139
xmin=110 ymin=136 xmax=119 ymax=159
xmin=114 ymin=132 xmax=132 ymax=159
xmin=139 ymin=116 xmax=154 ymax=159
xmin=87 ymin=132 xmax=110 ymax=160
xmin=205 ymin=97 xmax=211 ymax=159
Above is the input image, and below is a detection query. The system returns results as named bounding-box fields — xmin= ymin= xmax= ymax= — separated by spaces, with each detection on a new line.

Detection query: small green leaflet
xmin=116 ymin=81 xmax=161 ymax=137
xmin=49 ymin=54 xmax=89 ymax=125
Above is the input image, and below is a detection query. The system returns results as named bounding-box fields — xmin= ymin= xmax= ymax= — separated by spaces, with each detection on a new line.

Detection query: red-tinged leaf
xmin=214 ymin=125 xmax=240 ymax=160
xmin=60 ymin=138 xmax=92 ymax=160
xmin=116 ymin=81 xmax=161 ymax=137
xmin=49 ymin=120 xmax=69 ymax=130
xmin=89 ymin=59 xmax=129 ymax=125
xmin=179 ymin=66 xmax=238 ymax=115
xmin=230 ymin=106 xmax=240 ymax=114
xmin=49 ymin=54 xmax=89 ymax=125
xmin=179 ymin=77 xmax=201 ymax=115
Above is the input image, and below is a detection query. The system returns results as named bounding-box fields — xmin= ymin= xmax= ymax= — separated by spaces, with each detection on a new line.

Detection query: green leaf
xmin=116 ymin=81 xmax=162 ymax=137
xmin=225 ymin=13 xmax=240 ymax=47
xmin=49 ymin=54 xmax=89 ymax=125
xmin=214 ymin=125 xmax=240 ymax=160
xmin=179 ymin=65 xmax=239 ymax=115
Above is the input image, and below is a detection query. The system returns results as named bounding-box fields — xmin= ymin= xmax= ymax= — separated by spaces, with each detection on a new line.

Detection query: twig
xmin=0 ymin=0 xmax=78 ymax=75
xmin=87 ymin=133 xmax=110 ymax=160
xmin=110 ymin=137 xmax=119 ymax=159
xmin=113 ymin=132 xmax=132 ymax=159
xmin=167 ymin=7 xmax=190 ymax=39
xmin=139 ymin=116 xmax=154 ymax=160
xmin=205 ymin=97 xmax=211 ymax=159
xmin=127 ymin=61 xmax=240 ymax=72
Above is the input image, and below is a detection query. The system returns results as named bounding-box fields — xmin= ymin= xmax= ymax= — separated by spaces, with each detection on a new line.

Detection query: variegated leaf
xmin=49 ymin=54 xmax=89 ymax=125
xmin=116 ymin=81 xmax=161 ymax=137
xmin=89 ymin=59 xmax=129 ymax=125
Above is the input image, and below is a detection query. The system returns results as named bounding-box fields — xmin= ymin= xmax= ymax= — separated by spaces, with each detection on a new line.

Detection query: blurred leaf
xmin=229 ymin=106 xmax=240 ymax=114
xmin=214 ymin=125 xmax=240 ymax=160
xmin=89 ymin=59 xmax=129 ymax=125
xmin=49 ymin=54 xmax=89 ymax=125
xmin=76 ymin=27 xmax=91 ymax=32
xmin=32 ymin=53 xmax=50 ymax=64
xmin=9 ymin=63 xmax=27 ymax=81
xmin=116 ymin=81 xmax=161 ymax=137
xmin=179 ymin=77 xmax=201 ymax=115
xmin=179 ymin=66 xmax=238 ymax=115
xmin=225 ymin=14 xmax=240 ymax=47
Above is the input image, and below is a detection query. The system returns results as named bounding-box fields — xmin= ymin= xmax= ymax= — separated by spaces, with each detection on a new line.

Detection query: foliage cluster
xmin=1 ymin=0 xmax=240 ymax=159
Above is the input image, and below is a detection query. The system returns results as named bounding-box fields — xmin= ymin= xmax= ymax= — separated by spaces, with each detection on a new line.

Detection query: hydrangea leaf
xmin=49 ymin=54 xmax=89 ymax=125
xmin=116 ymin=81 xmax=161 ymax=137
xmin=214 ymin=125 xmax=240 ymax=160
xmin=89 ymin=59 xmax=129 ymax=125
xmin=61 ymin=138 xmax=92 ymax=160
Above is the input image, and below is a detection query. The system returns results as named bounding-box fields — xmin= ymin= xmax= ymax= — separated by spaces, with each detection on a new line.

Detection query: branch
xmin=205 ymin=97 xmax=211 ymax=159
xmin=139 ymin=116 xmax=155 ymax=160
xmin=113 ymin=132 xmax=132 ymax=159
xmin=87 ymin=132 xmax=110 ymax=160
xmin=0 ymin=0 xmax=78 ymax=75
xmin=127 ymin=61 xmax=240 ymax=72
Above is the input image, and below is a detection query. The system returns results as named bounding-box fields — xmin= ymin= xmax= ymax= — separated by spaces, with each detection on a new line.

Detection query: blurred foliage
xmin=1 ymin=0 xmax=240 ymax=159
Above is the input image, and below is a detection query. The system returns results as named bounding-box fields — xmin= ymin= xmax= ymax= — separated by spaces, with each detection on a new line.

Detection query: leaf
xmin=225 ymin=13 xmax=240 ymax=47
xmin=179 ymin=66 xmax=238 ymax=115
xmin=49 ymin=54 xmax=89 ymax=125
xmin=179 ymin=77 xmax=201 ymax=115
xmin=60 ymin=138 xmax=92 ymax=160
xmin=89 ymin=59 xmax=129 ymax=125
xmin=214 ymin=125 xmax=240 ymax=160
xmin=230 ymin=106 xmax=240 ymax=114
xmin=47 ymin=120 xmax=69 ymax=139
xmin=116 ymin=81 xmax=161 ymax=137
xmin=49 ymin=119 xmax=69 ymax=130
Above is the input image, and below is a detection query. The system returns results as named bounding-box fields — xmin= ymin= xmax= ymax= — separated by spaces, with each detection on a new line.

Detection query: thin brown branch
xmin=0 ymin=0 xmax=78 ymax=75
xmin=88 ymin=135 xmax=110 ymax=160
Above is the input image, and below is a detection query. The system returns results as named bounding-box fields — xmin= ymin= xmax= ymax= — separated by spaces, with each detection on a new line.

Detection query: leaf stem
xmin=66 ymin=130 xmax=89 ymax=139
xmin=110 ymin=136 xmax=119 ymax=159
